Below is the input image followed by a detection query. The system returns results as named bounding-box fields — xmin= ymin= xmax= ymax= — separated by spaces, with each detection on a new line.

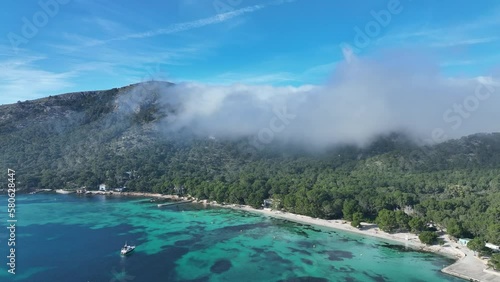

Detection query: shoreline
xmin=221 ymin=204 xmax=464 ymax=259
xmin=96 ymin=191 xmax=462 ymax=256
xmin=85 ymin=191 xmax=498 ymax=281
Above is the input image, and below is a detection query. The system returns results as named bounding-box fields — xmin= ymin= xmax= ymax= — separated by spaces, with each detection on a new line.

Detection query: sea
xmin=0 ymin=194 xmax=465 ymax=282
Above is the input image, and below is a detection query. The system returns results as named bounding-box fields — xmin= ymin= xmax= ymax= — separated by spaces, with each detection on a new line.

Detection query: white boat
xmin=120 ymin=242 xmax=135 ymax=255
xmin=55 ymin=189 xmax=74 ymax=194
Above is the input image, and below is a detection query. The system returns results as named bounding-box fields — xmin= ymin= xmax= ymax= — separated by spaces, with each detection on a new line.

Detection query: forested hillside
xmin=1 ymin=82 xmax=499 ymax=247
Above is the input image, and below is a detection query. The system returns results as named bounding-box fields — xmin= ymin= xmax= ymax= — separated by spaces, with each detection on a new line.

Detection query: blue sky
xmin=1 ymin=0 xmax=499 ymax=104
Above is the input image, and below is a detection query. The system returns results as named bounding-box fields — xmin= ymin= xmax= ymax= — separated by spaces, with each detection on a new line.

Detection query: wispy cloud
xmin=207 ymin=71 xmax=298 ymax=85
xmin=378 ymin=8 xmax=500 ymax=50
xmin=379 ymin=31 xmax=498 ymax=49
xmin=196 ymin=59 xmax=340 ymax=86
xmin=441 ymin=60 xmax=479 ymax=67
xmin=303 ymin=61 xmax=338 ymax=78
xmin=82 ymin=17 xmax=126 ymax=33
xmin=430 ymin=37 xmax=499 ymax=48
xmin=85 ymin=4 xmax=266 ymax=47
xmin=0 ymin=57 xmax=75 ymax=104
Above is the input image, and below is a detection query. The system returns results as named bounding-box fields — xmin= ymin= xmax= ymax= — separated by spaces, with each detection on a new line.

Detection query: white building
xmin=485 ymin=243 xmax=500 ymax=252
xmin=114 ymin=187 xmax=127 ymax=192
xmin=458 ymin=238 xmax=472 ymax=246
xmin=99 ymin=184 xmax=107 ymax=191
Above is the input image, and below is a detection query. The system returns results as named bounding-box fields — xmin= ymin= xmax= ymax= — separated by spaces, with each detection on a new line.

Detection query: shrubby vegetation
xmin=490 ymin=253 xmax=500 ymax=270
xmin=418 ymin=231 xmax=438 ymax=245
xmin=1 ymin=84 xmax=499 ymax=247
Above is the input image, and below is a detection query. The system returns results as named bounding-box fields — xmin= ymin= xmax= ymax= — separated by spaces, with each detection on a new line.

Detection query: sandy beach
xmin=87 ymin=191 xmax=500 ymax=282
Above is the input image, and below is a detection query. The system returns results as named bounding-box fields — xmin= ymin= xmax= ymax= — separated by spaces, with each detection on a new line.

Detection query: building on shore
xmin=99 ymin=184 xmax=107 ymax=191
xmin=76 ymin=187 xmax=87 ymax=194
xmin=263 ymin=199 xmax=273 ymax=208
xmin=263 ymin=198 xmax=281 ymax=209
xmin=114 ymin=187 xmax=128 ymax=192
xmin=458 ymin=238 xmax=472 ymax=246
xmin=485 ymin=243 xmax=500 ymax=252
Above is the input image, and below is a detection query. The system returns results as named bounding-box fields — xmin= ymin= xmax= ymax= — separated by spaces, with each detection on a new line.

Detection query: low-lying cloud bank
xmin=118 ymin=53 xmax=500 ymax=148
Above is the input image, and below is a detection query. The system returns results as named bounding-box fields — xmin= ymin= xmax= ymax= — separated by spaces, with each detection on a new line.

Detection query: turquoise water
xmin=0 ymin=194 xmax=464 ymax=281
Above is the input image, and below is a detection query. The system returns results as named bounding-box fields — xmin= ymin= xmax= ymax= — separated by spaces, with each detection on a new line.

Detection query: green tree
xmin=351 ymin=212 xmax=363 ymax=228
xmin=342 ymin=199 xmax=359 ymax=221
xmin=486 ymin=223 xmax=500 ymax=245
xmin=419 ymin=231 xmax=438 ymax=245
xmin=445 ymin=219 xmax=463 ymax=238
xmin=409 ymin=217 xmax=426 ymax=234
xmin=395 ymin=210 xmax=410 ymax=231
xmin=489 ymin=253 xmax=500 ymax=270
xmin=467 ymin=238 xmax=485 ymax=254
xmin=376 ymin=209 xmax=397 ymax=233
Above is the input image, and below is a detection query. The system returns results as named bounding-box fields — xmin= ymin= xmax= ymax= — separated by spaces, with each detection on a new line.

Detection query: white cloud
xmin=118 ymin=52 xmax=499 ymax=148
xmin=191 ymin=61 xmax=340 ymax=86
xmin=84 ymin=4 xmax=267 ymax=47
xmin=207 ymin=72 xmax=298 ymax=85
xmin=304 ymin=61 xmax=338 ymax=77
xmin=0 ymin=57 xmax=75 ymax=104
xmin=85 ymin=17 xmax=125 ymax=33
xmin=430 ymin=37 xmax=499 ymax=48
xmin=379 ymin=8 xmax=500 ymax=50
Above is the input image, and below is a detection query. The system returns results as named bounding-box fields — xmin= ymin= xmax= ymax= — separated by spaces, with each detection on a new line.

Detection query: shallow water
xmin=0 ymin=194 xmax=464 ymax=281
